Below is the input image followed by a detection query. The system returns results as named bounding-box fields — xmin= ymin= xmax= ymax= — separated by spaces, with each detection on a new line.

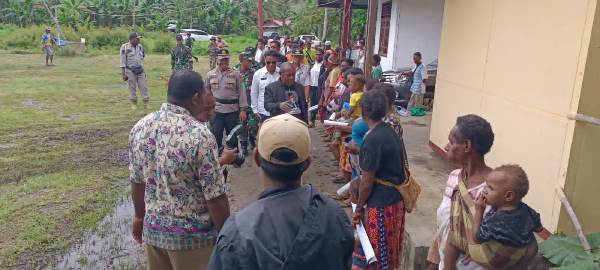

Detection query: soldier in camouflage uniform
xmin=237 ymin=52 xmax=258 ymax=155
xmin=171 ymin=34 xmax=193 ymax=71
xmin=185 ymin=32 xmax=194 ymax=49
xmin=208 ymin=36 xmax=218 ymax=69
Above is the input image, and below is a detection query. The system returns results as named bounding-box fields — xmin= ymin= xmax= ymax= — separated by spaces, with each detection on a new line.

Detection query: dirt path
xmin=48 ymin=125 xmax=344 ymax=270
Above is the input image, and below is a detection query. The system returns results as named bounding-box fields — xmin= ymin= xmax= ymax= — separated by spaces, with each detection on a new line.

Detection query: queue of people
xmin=127 ymin=34 xmax=551 ymax=270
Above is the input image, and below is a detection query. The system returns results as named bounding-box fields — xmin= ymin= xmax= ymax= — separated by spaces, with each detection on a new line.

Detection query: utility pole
xmin=364 ymin=0 xmax=377 ymax=74
xmin=322 ymin=8 xmax=328 ymax=41
xmin=258 ymin=0 xmax=264 ymax=39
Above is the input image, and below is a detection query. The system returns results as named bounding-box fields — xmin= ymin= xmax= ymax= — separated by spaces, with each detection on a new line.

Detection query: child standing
xmin=444 ymin=164 xmax=544 ymax=270
xmin=347 ymin=74 xmax=366 ymax=119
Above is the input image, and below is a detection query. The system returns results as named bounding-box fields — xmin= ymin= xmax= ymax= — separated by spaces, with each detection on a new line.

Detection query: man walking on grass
xmin=120 ymin=32 xmax=149 ymax=110
xmin=208 ymin=113 xmax=354 ymax=270
xmin=171 ymin=34 xmax=194 ymax=72
xmin=129 ymin=70 xmax=237 ymax=270
xmin=41 ymin=27 xmax=57 ymax=66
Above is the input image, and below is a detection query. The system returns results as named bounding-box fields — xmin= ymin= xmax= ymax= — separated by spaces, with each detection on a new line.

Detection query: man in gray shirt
xmin=119 ymin=32 xmax=149 ymax=110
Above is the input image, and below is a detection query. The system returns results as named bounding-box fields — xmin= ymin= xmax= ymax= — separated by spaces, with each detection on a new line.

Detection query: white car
xmin=180 ymin=29 xmax=215 ymax=41
xmin=298 ymin=35 xmax=320 ymax=43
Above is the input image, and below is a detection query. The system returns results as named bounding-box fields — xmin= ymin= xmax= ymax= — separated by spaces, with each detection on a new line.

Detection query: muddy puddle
xmin=47 ymin=197 xmax=145 ymax=270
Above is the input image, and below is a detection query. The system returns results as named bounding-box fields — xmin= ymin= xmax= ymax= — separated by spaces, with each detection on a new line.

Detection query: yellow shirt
xmin=349 ymin=91 xmax=364 ymax=118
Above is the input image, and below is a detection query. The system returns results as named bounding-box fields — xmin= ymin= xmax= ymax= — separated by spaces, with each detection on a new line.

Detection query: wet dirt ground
xmin=48 ymin=115 xmax=452 ymax=270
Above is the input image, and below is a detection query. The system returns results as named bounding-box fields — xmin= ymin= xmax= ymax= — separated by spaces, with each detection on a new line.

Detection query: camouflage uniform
xmin=171 ymin=44 xmax=193 ymax=71
xmin=238 ymin=65 xmax=258 ymax=152
xmin=185 ymin=37 xmax=193 ymax=50
xmin=208 ymin=42 xmax=218 ymax=69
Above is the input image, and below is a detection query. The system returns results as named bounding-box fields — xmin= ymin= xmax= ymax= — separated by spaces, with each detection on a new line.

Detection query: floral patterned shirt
xmin=129 ymin=103 xmax=228 ymax=250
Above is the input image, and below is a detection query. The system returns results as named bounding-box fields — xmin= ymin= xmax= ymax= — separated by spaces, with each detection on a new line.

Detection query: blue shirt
xmin=410 ymin=63 xmax=427 ymax=94
xmin=351 ymin=118 xmax=369 ymax=146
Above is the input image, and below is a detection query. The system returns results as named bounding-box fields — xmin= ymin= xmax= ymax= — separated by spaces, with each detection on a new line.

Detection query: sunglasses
xmin=265 ymin=61 xmax=277 ymax=65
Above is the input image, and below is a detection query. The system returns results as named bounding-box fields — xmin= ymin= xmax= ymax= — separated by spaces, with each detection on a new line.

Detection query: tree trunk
xmin=364 ymin=0 xmax=378 ymax=74
xmin=42 ymin=1 xmax=64 ymax=41
xmin=322 ymin=8 xmax=328 ymax=41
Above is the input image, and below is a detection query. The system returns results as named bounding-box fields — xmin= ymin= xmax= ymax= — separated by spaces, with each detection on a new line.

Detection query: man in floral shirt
xmin=129 ymin=70 xmax=236 ymax=269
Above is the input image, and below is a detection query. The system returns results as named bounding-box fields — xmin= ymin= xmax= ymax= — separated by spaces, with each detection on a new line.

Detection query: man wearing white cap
xmin=208 ymin=114 xmax=354 ymax=270
xmin=41 ymin=27 xmax=57 ymax=66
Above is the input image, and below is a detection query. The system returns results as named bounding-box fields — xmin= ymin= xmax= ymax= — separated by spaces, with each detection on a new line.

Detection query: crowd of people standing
xmin=127 ymin=32 xmax=551 ymax=270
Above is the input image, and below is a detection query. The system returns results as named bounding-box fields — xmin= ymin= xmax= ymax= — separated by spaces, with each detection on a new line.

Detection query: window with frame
xmin=379 ymin=2 xmax=392 ymax=57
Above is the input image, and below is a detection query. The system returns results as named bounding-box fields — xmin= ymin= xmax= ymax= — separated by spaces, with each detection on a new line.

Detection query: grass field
xmin=0 ymin=52 xmax=212 ymax=269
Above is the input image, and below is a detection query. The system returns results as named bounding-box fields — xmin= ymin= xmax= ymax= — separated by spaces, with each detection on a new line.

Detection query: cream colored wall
xmin=430 ymin=0 xmax=597 ymax=231
xmin=559 ymin=0 xmax=600 ymax=234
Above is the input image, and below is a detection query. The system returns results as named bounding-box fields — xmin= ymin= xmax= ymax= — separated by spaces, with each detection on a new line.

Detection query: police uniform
xmin=171 ymin=35 xmax=193 ymax=71
xmin=206 ymin=49 xmax=248 ymax=150
xmin=119 ymin=33 xmax=149 ymax=105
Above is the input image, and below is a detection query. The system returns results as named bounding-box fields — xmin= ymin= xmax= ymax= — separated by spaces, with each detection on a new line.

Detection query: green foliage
xmin=151 ymin=37 xmax=172 ymax=54
xmin=56 ymin=47 xmax=78 ymax=57
xmin=540 ymin=233 xmax=600 ymax=269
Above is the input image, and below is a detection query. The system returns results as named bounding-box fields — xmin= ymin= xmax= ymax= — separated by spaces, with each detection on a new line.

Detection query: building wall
xmin=375 ymin=0 xmax=444 ymax=71
xmin=559 ymin=0 xmax=600 ymax=234
xmin=429 ymin=0 xmax=598 ymax=232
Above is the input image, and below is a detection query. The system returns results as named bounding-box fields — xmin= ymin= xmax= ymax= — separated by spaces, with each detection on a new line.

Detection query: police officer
xmin=237 ymin=52 xmax=258 ymax=155
xmin=119 ymin=32 xmax=149 ymax=110
xmin=208 ymin=37 xmax=218 ymax=69
xmin=206 ymin=49 xmax=248 ymax=150
xmin=171 ymin=34 xmax=193 ymax=71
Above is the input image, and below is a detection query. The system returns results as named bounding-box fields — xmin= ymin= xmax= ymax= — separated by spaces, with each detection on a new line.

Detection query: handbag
xmin=128 ymin=66 xmax=144 ymax=75
xmin=375 ymin=164 xmax=421 ymax=213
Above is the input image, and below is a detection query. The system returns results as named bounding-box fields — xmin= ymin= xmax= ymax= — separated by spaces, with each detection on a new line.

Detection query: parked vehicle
xmin=298 ymin=34 xmax=320 ymax=43
xmin=263 ymin=31 xmax=279 ymax=39
xmin=382 ymin=59 xmax=438 ymax=110
xmin=180 ymin=29 xmax=215 ymax=41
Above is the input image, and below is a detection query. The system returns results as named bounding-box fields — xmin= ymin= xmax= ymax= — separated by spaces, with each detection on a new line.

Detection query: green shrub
xmin=152 ymin=38 xmax=172 ymax=54
xmin=56 ymin=47 xmax=77 ymax=57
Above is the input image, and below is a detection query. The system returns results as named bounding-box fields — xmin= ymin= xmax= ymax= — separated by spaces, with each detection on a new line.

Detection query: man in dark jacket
xmin=208 ymin=113 xmax=354 ymax=270
xmin=264 ymin=63 xmax=308 ymax=123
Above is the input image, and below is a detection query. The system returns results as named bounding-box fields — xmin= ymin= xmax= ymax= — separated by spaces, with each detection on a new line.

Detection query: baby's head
xmin=349 ymin=74 xmax=366 ymax=93
xmin=484 ymin=165 xmax=529 ymax=208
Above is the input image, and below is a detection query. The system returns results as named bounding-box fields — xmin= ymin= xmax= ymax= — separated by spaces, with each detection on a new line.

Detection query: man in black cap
xmin=119 ymin=32 xmax=149 ymax=110
xmin=236 ymin=52 xmax=258 ymax=155
xmin=208 ymin=36 xmax=218 ymax=69
xmin=208 ymin=113 xmax=354 ymax=270
xmin=206 ymin=49 xmax=248 ymax=151
xmin=171 ymin=34 xmax=193 ymax=71
xmin=264 ymin=62 xmax=308 ymax=123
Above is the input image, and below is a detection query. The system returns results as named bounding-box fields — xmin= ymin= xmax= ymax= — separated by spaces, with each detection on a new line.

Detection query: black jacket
xmin=264 ymin=80 xmax=308 ymax=123
xmin=208 ymin=185 xmax=354 ymax=270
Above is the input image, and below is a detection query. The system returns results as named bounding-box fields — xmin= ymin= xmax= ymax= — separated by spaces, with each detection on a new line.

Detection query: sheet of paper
xmin=352 ymin=203 xmax=377 ymax=265
xmin=324 ymin=120 xmax=349 ymax=127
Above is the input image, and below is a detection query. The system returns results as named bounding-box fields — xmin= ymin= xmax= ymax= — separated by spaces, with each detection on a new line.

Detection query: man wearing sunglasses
xmin=250 ymin=50 xmax=281 ymax=123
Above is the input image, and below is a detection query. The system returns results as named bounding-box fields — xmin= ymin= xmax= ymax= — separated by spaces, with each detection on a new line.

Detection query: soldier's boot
xmin=143 ymin=100 xmax=149 ymax=109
